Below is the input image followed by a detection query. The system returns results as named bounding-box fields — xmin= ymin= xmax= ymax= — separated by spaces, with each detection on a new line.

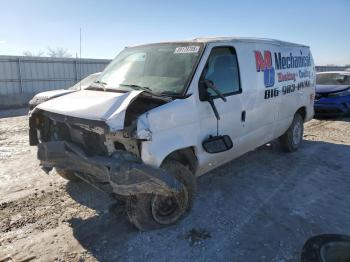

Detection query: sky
xmin=0 ymin=0 xmax=349 ymax=65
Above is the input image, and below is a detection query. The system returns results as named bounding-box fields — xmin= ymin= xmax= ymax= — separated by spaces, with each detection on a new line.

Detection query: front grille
xmin=54 ymin=121 xmax=107 ymax=156
xmin=80 ymin=130 xmax=107 ymax=156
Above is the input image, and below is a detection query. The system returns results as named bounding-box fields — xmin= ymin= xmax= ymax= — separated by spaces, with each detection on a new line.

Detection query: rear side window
xmin=203 ymin=46 xmax=241 ymax=96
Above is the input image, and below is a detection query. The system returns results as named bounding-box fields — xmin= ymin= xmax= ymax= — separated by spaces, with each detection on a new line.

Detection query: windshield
xmin=316 ymin=73 xmax=350 ymax=85
xmin=96 ymin=43 xmax=204 ymax=95
xmin=70 ymin=73 xmax=101 ymax=90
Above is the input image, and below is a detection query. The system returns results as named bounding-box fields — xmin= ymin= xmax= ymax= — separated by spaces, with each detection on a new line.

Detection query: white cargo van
xmin=29 ymin=37 xmax=315 ymax=230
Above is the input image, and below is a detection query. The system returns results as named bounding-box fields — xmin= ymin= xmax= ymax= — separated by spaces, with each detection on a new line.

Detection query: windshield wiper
xmin=86 ymin=80 xmax=108 ymax=91
xmin=95 ymin=80 xmax=107 ymax=85
xmin=160 ymin=91 xmax=188 ymax=98
xmin=85 ymin=85 xmax=104 ymax=91
xmin=119 ymin=84 xmax=153 ymax=93
xmin=95 ymin=80 xmax=108 ymax=91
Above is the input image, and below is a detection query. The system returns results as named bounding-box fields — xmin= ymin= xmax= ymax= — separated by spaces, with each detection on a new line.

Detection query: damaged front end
xmin=37 ymin=141 xmax=183 ymax=196
xmin=29 ymin=91 xmax=182 ymax=197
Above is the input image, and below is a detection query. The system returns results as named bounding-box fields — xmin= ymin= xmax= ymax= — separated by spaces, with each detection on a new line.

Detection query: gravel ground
xmin=0 ymin=108 xmax=350 ymax=262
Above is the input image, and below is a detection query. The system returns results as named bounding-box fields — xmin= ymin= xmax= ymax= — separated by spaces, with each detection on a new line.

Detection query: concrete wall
xmin=0 ymin=55 xmax=111 ymax=108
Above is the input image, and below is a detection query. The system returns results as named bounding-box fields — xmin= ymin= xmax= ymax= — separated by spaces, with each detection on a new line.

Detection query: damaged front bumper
xmin=38 ymin=141 xmax=183 ymax=196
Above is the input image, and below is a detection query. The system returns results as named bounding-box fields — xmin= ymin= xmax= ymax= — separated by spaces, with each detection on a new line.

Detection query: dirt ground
xmin=1 ymin=108 xmax=350 ymax=262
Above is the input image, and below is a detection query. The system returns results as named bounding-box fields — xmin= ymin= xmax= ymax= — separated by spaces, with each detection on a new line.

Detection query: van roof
xmin=190 ymin=37 xmax=309 ymax=48
xmin=129 ymin=37 xmax=309 ymax=48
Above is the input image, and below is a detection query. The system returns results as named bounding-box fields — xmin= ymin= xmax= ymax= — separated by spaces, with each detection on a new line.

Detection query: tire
xmin=301 ymin=234 xmax=350 ymax=262
xmin=279 ymin=113 xmax=304 ymax=152
xmin=126 ymin=160 xmax=196 ymax=231
xmin=54 ymin=167 xmax=80 ymax=181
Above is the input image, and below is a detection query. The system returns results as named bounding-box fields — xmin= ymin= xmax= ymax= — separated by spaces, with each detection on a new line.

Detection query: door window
xmin=203 ymin=47 xmax=241 ymax=97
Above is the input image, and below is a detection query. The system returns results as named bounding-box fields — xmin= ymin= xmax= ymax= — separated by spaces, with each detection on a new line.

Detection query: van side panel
xmin=199 ymin=42 xmax=316 ymax=175
xmin=271 ymin=46 xmax=315 ymax=138
xmin=215 ymin=42 xmax=275 ymax=156
xmin=246 ymin=44 xmax=315 ymax=141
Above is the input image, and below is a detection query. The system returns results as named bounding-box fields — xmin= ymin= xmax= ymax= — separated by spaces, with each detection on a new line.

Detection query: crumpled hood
xmin=29 ymin=89 xmax=76 ymax=105
xmin=35 ymin=90 xmax=143 ymax=131
xmin=316 ymin=84 xmax=350 ymax=94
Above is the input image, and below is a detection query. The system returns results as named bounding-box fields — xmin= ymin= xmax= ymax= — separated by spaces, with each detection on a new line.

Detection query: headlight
xmin=328 ymin=88 xmax=350 ymax=97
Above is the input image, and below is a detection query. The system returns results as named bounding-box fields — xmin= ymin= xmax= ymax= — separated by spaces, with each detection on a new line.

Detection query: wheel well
xmin=296 ymin=107 xmax=306 ymax=121
xmin=162 ymin=147 xmax=198 ymax=174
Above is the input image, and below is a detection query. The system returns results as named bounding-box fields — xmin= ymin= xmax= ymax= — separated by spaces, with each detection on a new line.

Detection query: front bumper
xmin=38 ymin=141 xmax=183 ymax=196
xmin=314 ymin=95 xmax=350 ymax=117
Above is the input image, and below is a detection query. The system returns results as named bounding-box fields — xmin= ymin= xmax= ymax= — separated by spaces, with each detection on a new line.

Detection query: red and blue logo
xmin=254 ymin=50 xmax=275 ymax=87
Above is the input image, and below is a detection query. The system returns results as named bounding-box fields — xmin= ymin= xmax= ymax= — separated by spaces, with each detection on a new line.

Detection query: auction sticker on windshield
xmin=174 ymin=46 xmax=200 ymax=54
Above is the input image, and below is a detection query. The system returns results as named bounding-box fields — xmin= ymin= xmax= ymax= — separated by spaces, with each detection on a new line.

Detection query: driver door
xmin=197 ymin=45 xmax=246 ymax=171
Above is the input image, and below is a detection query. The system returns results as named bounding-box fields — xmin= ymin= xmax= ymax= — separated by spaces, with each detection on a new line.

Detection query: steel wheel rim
xmin=151 ymin=187 xmax=189 ymax=225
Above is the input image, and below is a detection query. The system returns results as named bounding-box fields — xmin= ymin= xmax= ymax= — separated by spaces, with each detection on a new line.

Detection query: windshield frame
xmin=96 ymin=42 xmax=206 ymax=98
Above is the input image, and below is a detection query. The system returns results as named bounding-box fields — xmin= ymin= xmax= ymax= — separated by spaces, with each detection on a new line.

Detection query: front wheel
xmin=126 ymin=160 xmax=196 ymax=231
xmin=279 ymin=113 xmax=304 ymax=152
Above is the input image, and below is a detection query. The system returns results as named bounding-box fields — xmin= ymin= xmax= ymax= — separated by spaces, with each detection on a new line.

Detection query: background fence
xmin=0 ymin=55 xmax=111 ymax=108
xmin=0 ymin=55 xmax=348 ymax=109
xmin=315 ymin=66 xmax=348 ymax=72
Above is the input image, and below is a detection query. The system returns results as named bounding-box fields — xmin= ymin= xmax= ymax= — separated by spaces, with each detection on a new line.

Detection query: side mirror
xmin=202 ymin=135 xmax=233 ymax=154
xmin=198 ymin=80 xmax=208 ymax=101
xmin=198 ymin=79 xmax=226 ymax=120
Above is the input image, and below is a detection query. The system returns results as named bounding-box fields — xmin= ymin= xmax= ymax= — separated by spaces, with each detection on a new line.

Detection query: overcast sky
xmin=0 ymin=0 xmax=349 ymax=65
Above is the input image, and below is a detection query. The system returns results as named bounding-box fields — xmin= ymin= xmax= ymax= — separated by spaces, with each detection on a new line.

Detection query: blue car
xmin=314 ymin=71 xmax=350 ymax=117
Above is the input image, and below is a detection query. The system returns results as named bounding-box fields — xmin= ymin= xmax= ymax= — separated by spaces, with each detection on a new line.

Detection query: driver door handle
xmin=241 ymin=111 xmax=246 ymax=122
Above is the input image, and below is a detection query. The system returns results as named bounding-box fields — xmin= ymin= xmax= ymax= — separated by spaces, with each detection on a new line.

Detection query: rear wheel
xmin=279 ymin=113 xmax=304 ymax=152
xmin=54 ymin=167 xmax=80 ymax=181
xmin=126 ymin=160 xmax=196 ymax=231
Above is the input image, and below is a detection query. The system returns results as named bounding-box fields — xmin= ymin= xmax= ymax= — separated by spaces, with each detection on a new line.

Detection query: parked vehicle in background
xmin=314 ymin=71 xmax=350 ymax=117
xmin=29 ymin=37 xmax=315 ymax=230
xmin=28 ymin=72 xmax=101 ymax=110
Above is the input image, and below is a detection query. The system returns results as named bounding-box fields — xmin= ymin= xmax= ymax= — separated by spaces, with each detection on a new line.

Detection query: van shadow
xmin=190 ymin=139 xmax=350 ymax=261
xmin=64 ymin=139 xmax=350 ymax=261
xmin=65 ymin=182 xmax=137 ymax=261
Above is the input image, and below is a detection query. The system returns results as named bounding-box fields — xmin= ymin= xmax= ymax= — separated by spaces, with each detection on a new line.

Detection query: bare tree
xmin=46 ymin=47 xmax=72 ymax=58
xmin=22 ymin=50 xmax=44 ymax=57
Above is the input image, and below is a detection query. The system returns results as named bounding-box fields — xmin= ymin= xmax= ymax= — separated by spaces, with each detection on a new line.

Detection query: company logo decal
xmin=254 ymin=51 xmax=275 ymax=87
xmin=254 ymin=50 xmax=312 ymax=99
